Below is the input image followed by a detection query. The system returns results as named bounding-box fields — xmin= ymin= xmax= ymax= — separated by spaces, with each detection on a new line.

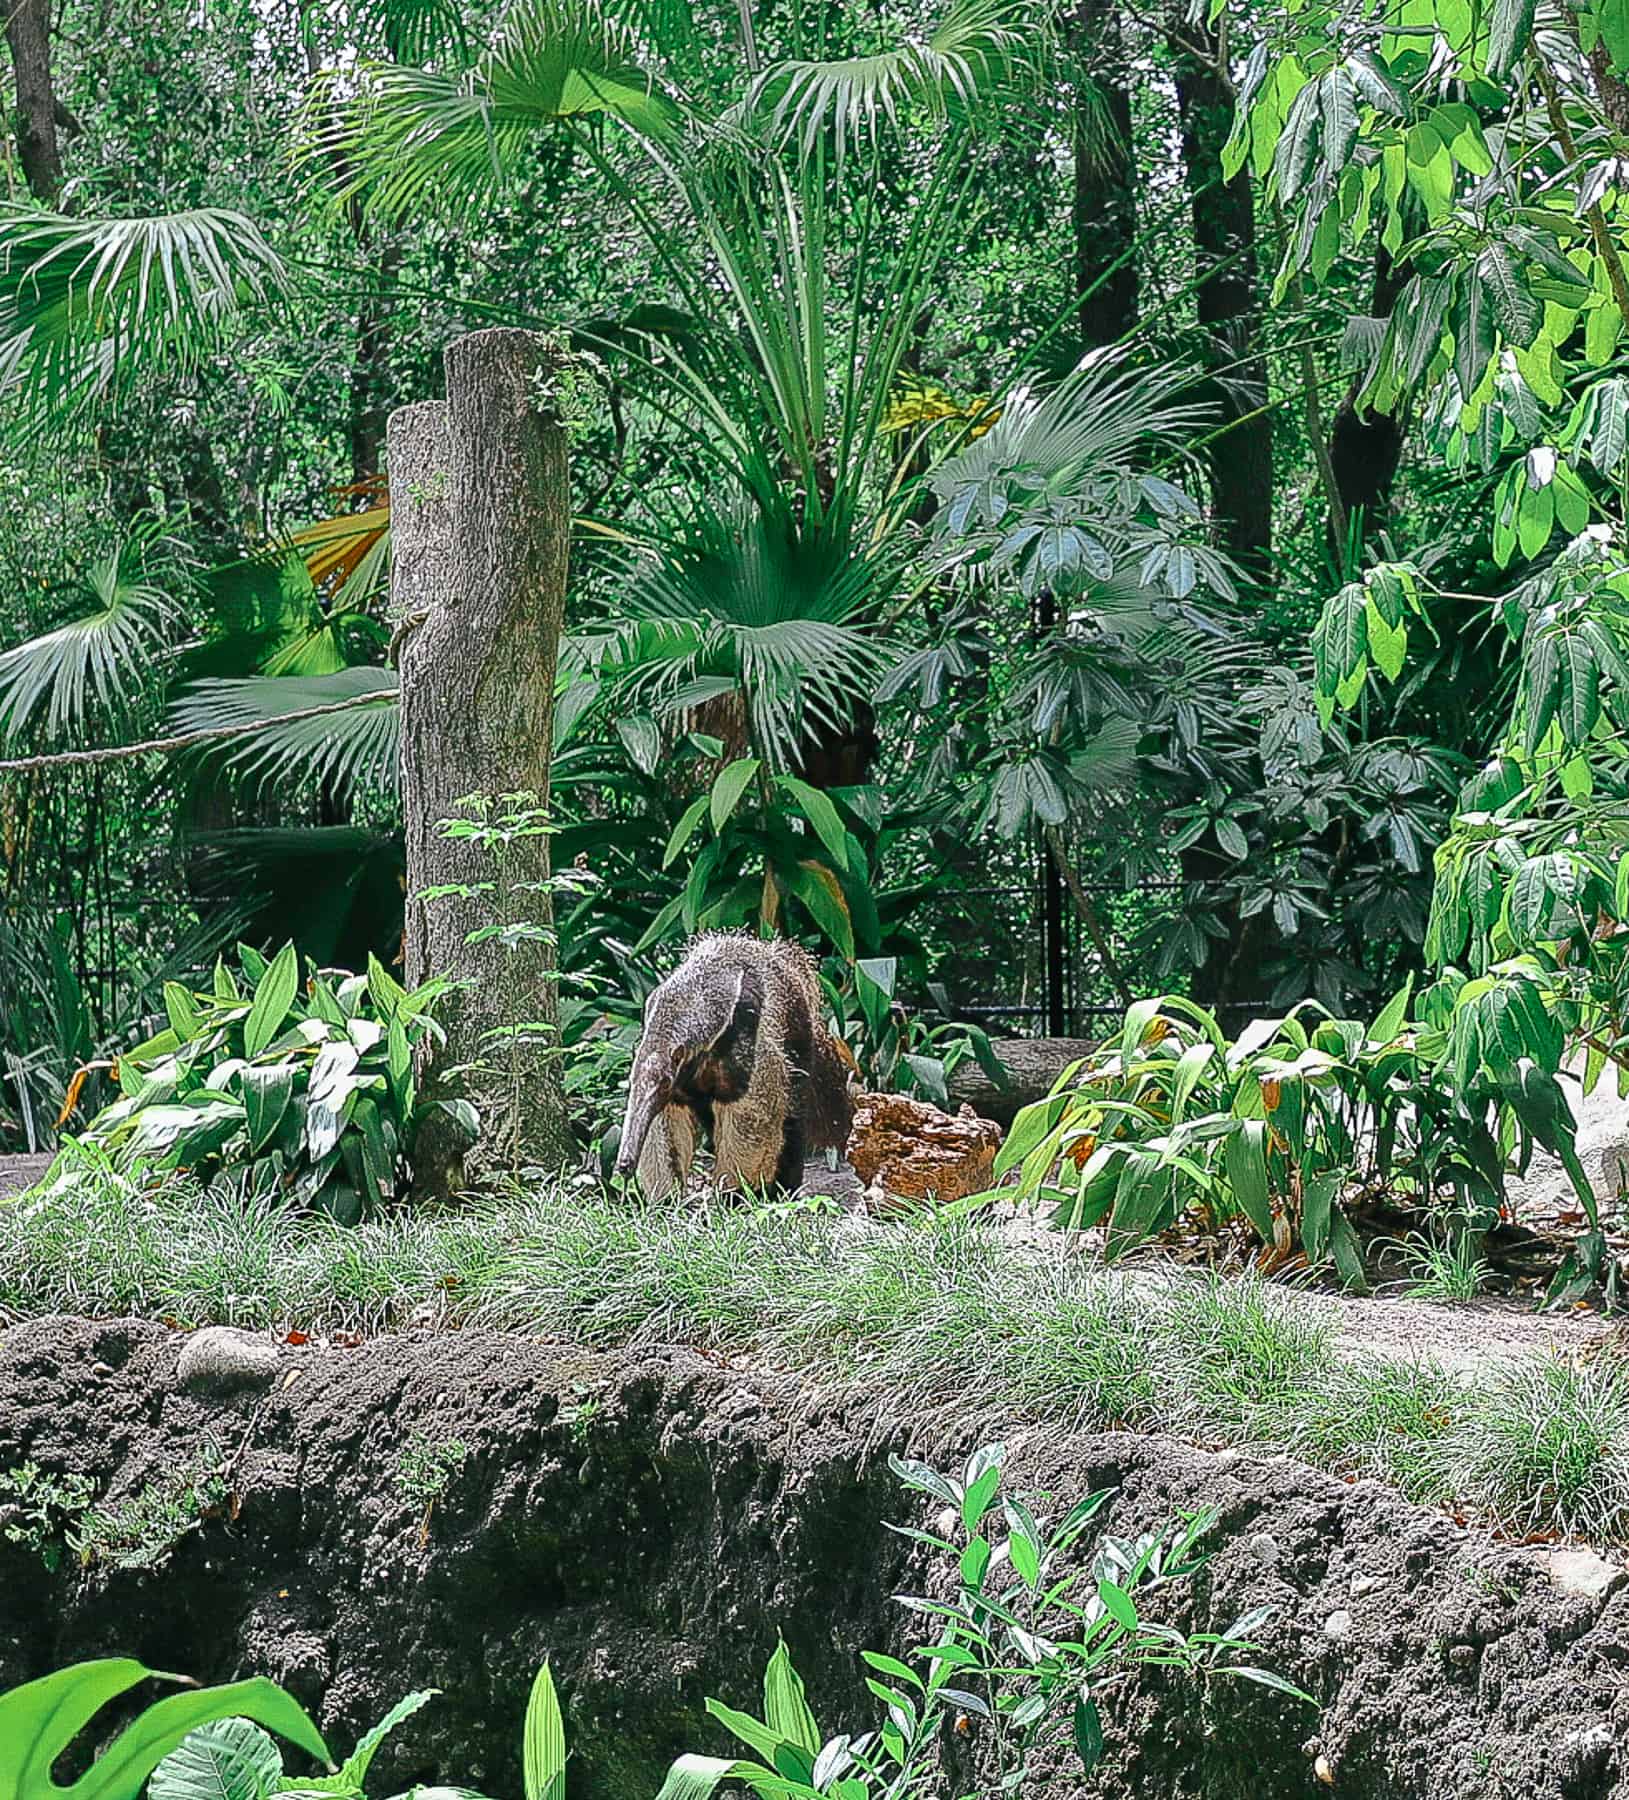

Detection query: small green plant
xmin=68 ymin=1447 xmax=228 ymax=1571
xmin=0 ymin=1659 xmax=328 ymax=1800
xmin=823 ymin=953 xmax=1005 ymax=1107
xmin=556 ymin=1381 xmax=604 ymax=1443
xmin=393 ymin=1432 xmax=469 ymax=1545
xmin=529 ymin=334 xmax=607 ymax=440
xmin=0 ymin=1460 xmax=95 ymax=1570
xmin=1394 ymin=1227 xmax=1489 ymax=1303
xmin=653 ymin=1441 xmax=1308 ymax=1799
xmin=425 ymin=790 xmax=602 ymax=1168
xmin=149 ymin=1690 xmax=434 ymax=1800
xmin=70 ymin=942 xmax=452 ymax=1223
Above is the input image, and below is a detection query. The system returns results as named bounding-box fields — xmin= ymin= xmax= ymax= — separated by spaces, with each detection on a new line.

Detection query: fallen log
xmin=946 ymin=1037 xmax=1100 ymax=1126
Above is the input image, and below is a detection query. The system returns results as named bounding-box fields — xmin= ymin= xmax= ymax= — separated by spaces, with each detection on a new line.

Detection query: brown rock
xmin=845 ymin=1093 xmax=1003 ymax=1205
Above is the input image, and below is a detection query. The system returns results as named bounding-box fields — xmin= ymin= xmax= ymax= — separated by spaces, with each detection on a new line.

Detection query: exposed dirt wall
xmin=0 ymin=1316 xmax=1623 ymax=1799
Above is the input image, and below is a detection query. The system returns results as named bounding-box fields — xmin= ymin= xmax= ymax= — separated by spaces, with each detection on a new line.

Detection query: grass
xmin=3 ymin=1151 xmax=1627 ymax=1545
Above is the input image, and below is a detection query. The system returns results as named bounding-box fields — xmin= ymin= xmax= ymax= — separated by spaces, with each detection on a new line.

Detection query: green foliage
xmin=646 ymin=759 xmax=876 ymax=959
xmin=0 ymin=1461 xmax=95 ymax=1571
xmin=0 ymin=207 xmax=293 ymax=422
xmin=822 ymin=953 xmax=1004 ymax=1106
xmin=990 ymin=979 xmax=1593 ymax=1296
xmin=0 ymin=526 xmax=183 ymax=744
xmin=71 ymin=942 xmax=450 ymax=1222
xmin=0 ymin=1659 xmax=328 ymax=1800
xmin=147 ymin=1690 xmax=435 ymax=1800
xmin=655 ymin=1442 xmax=1306 ymax=1800
xmin=66 ymin=1445 xmax=228 ymax=1573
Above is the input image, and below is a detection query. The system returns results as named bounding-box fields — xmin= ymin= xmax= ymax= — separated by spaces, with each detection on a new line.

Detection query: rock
xmin=1248 ymin=1531 xmax=1281 ymax=1568
xmin=845 ymin=1093 xmax=1003 ymax=1206
xmin=1546 ymin=1546 xmax=1627 ymax=1602
xmin=176 ymin=1327 xmax=279 ymax=1392
xmin=1314 ymin=1753 xmax=1335 ymax=1786
xmin=1351 ymin=1573 xmax=1385 ymax=1597
xmin=1324 ymin=1610 xmax=1353 ymax=1640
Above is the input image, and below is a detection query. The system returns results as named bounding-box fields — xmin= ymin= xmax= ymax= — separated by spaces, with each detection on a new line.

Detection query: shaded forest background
xmin=0 ymin=0 xmax=1579 ymax=1155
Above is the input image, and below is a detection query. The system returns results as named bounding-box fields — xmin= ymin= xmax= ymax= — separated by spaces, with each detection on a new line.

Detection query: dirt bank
xmin=0 ymin=1315 xmax=1624 ymax=1799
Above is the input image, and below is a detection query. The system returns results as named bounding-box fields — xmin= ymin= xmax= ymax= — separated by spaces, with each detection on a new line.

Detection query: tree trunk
xmin=1069 ymin=0 xmax=1138 ymax=352
xmin=3 ymin=0 xmax=61 ymax=203
xmin=392 ymin=328 xmax=572 ymax=1192
xmin=348 ymin=226 xmax=400 ymax=484
xmin=1168 ymin=9 xmax=1273 ymax=579
xmin=1326 ymin=246 xmax=1407 ymax=555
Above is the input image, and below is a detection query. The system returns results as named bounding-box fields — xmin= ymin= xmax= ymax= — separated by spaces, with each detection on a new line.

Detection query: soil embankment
xmin=0 ymin=1315 xmax=1624 ymax=1798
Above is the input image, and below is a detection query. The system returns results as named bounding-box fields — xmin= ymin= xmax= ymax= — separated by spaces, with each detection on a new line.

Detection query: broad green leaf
xmin=0 ymin=1660 xmax=329 ymax=1800
xmin=148 ymin=1720 xmax=283 ymax=1800
xmin=1098 ymin=1578 xmax=1139 ymax=1630
xmin=163 ymin=983 xmax=201 ymax=1041
xmin=1073 ymin=1696 xmax=1105 ymax=1773
xmin=650 ymin=1756 xmax=762 ymax=1800
xmin=243 ymin=943 xmax=300 ymax=1060
xmin=762 ymin=1641 xmax=821 ymax=1758
xmin=1489 ymin=0 xmax=1538 ymax=75
xmin=773 ymin=776 xmax=848 ymax=870
xmin=1480 ymin=245 xmax=1541 ymax=348
xmin=1221 ymin=1120 xmax=1274 ymax=1242
xmin=783 ymin=860 xmax=854 ymax=959
xmin=523 ymin=1665 xmax=567 ymax=1800
xmin=1370 ymin=975 xmax=1413 ymax=1044
xmin=709 ymin=758 xmax=761 ymax=834
xmin=962 ymin=1463 xmax=1002 ymax=1531
xmin=661 ymin=798 xmax=709 ymax=871
xmin=241 ymin=1063 xmax=296 ymax=1156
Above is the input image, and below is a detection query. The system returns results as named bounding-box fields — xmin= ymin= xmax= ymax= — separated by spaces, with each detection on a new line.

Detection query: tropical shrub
xmin=0 ymin=1659 xmax=328 ymax=1800
xmin=149 ymin=1691 xmax=435 ymax=1800
xmin=991 ymin=978 xmax=1596 ymax=1300
xmin=822 ymin=953 xmax=1006 ymax=1108
xmin=655 ymin=1440 xmax=1302 ymax=1799
xmin=69 ymin=943 xmax=451 ymax=1221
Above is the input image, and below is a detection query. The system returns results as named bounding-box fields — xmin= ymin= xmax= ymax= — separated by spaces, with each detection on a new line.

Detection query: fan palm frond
xmin=747 ymin=0 xmax=1042 ymax=152
xmin=351 ymin=0 xmax=470 ymax=61
xmin=309 ymin=0 xmax=677 ymax=220
xmin=0 ymin=206 xmax=292 ymax=424
xmin=169 ymin=667 xmax=400 ymax=794
xmin=288 ymin=476 xmax=392 ymax=613
xmin=0 ymin=542 xmax=181 ymax=743
xmin=601 ymin=503 xmax=894 ymax=769
xmin=932 ymin=353 xmax=1213 ymax=513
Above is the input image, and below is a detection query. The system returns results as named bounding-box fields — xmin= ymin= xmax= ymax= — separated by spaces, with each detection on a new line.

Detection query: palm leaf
xmin=307 ymin=0 xmax=677 ymax=220
xmin=747 ymin=0 xmax=1042 ymax=151
xmin=0 ymin=545 xmax=180 ymax=743
xmin=602 ymin=502 xmax=893 ymax=769
xmin=168 ymin=667 xmax=400 ymax=794
xmin=0 ymin=206 xmax=292 ymax=423
xmin=931 ymin=353 xmax=1213 ymax=513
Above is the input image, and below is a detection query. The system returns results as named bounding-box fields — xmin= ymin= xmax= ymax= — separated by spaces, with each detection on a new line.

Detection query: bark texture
xmin=1069 ymin=0 xmax=1138 ymax=351
xmin=1168 ymin=12 xmax=1273 ymax=579
xmin=1327 ymin=246 xmax=1408 ymax=554
xmin=2 ymin=0 xmax=60 ymax=202
xmin=392 ymin=329 xmax=571 ymax=1188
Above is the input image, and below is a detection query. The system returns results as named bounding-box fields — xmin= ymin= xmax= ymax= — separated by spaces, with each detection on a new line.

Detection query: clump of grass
xmin=6 ymin=1153 xmax=1629 ymax=1545
xmin=1435 ymin=1358 xmax=1629 ymax=1542
xmin=1393 ymin=1229 xmax=1489 ymax=1303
